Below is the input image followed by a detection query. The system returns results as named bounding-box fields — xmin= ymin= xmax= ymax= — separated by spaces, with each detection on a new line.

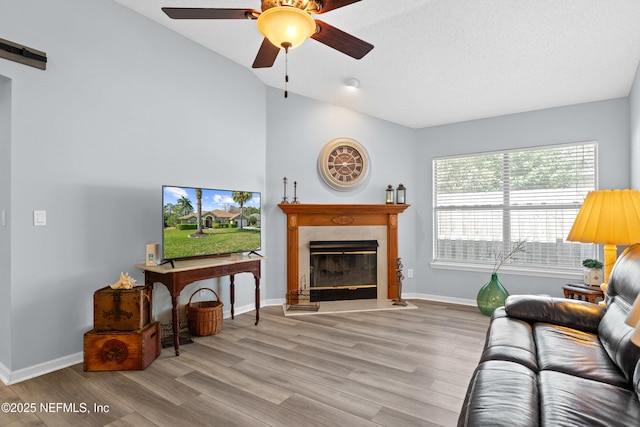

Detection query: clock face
xmin=328 ymin=145 xmax=364 ymax=182
xmin=318 ymin=138 xmax=370 ymax=191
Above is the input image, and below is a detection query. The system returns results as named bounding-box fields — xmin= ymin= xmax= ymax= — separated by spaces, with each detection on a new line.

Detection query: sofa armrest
xmin=504 ymin=295 xmax=605 ymax=332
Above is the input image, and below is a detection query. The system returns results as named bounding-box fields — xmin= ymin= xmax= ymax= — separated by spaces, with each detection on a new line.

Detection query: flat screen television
xmin=162 ymin=185 xmax=261 ymax=262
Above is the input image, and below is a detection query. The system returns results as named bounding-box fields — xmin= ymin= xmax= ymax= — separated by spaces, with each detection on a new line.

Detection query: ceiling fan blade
xmin=252 ymin=38 xmax=280 ymax=68
xmin=311 ymin=20 xmax=373 ymax=60
xmin=162 ymin=8 xmax=259 ymax=20
xmin=318 ymin=0 xmax=362 ymax=14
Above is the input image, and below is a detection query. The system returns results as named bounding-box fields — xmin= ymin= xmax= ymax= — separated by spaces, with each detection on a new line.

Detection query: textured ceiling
xmin=114 ymin=0 xmax=640 ymax=129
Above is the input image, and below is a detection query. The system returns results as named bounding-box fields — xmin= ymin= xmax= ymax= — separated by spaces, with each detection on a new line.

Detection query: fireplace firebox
xmin=309 ymin=240 xmax=378 ymax=301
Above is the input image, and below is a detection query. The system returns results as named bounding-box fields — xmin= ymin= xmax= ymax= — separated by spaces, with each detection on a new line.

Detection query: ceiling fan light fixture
xmin=257 ymin=6 xmax=316 ymax=50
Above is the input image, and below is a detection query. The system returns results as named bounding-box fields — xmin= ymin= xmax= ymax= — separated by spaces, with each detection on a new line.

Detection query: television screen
xmin=162 ymin=185 xmax=261 ymax=261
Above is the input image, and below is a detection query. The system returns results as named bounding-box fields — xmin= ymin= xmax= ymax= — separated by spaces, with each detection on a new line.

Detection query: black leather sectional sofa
xmin=458 ymin=243 xmax=640 ymax=426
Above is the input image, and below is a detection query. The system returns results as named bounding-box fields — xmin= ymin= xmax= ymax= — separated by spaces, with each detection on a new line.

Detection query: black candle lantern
xmin=396 ymin=183 xmax=406 ymax=204
xmin=386 ymin=185 xmax=394 ymax=204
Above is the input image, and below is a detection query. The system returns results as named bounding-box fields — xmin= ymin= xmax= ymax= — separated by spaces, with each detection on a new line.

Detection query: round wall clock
xmin=317 ymin=138 xmax=370 ymax=191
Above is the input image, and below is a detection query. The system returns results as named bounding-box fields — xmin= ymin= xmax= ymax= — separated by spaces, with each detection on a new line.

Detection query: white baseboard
xmin=260 ymin=295 xmax=477 ymax=308
xmin=2 ymin=295 xmax=475 ymax=385
xmin=0 ymin=360 xmax=10 ymax=385
xmin=1 ymin=352 xmax=83 ymax=385
xmin=264 ymin=298 xmax=286 ymax=307
xmin=408 ymin=293 xmax=477 ymax=307
xmin=223 ymin=302 xmax=268 ymax=319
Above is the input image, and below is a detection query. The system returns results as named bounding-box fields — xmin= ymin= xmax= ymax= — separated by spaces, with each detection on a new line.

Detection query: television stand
xmin=248 ymin=250 xmax=262 ymax=257
xmin=136 ymin=255 xmax=265 ymax=356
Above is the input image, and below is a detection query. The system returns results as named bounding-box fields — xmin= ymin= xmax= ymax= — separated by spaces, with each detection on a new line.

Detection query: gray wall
xmin=264 ymin=88 xmax=418 ymax=302
xmin=0 ymin=76 xmax=11 ymax=370
xmin=415 ymin=98 xmax=631 ymax=302
xmin=631 ymin=60 xmax=640 ymax=188
xmin=0 ymin=0 xmax=266 ymax=375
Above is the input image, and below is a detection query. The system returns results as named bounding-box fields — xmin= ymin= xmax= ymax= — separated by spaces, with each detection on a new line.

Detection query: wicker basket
xmin=186 ymin=288 xmax=223 ymax=336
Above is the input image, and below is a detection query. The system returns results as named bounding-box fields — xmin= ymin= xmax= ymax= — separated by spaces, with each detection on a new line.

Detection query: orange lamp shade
xmin=567 ymin=189 xmax=640 ymax=245
xmin=568 ymin=189 xmax=640 ymax=287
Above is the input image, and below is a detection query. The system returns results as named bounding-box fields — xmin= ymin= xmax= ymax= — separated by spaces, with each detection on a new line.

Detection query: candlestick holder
xmin=281 ymin=177 xmax=289 ymax=204
xmin=292 ymin=181 xmax=300 ymax=204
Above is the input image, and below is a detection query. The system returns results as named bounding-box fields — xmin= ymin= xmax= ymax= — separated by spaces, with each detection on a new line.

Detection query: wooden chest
xmin=93 ymin=285 xmax=152 ymax=331
xmin=83 ymin=321 xmax=160 ymax=371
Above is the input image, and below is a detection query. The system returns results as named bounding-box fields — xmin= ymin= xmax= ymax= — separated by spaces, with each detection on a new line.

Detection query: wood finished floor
xmin=0 ymin=300 xmax=489 ymax=427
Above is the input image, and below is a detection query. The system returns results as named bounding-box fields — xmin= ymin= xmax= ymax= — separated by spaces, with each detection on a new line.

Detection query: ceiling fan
xmin=162 ymin=0 xmax=374 ymax=68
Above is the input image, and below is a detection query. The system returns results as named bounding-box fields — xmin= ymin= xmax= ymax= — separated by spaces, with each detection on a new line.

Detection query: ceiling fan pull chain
xmin=283 ymin=42 xmax=291 ymax=98
xmin=285 ymin=51 xmax=288 ymax=98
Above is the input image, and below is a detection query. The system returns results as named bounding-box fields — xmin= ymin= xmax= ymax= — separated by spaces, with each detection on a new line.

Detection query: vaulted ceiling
xmin=115 ymin=0 xmax=640 ymax=129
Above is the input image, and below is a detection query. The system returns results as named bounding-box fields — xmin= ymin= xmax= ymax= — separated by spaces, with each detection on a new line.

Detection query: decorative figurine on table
xmin=110 ymin=272 xmax=137 ymax=289
xmin=393 ymin=258 xmax=408 ymax=306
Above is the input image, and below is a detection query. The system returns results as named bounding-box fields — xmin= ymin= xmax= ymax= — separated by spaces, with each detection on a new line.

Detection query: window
xmin=433 ymin=142 xmax=597 ymax=272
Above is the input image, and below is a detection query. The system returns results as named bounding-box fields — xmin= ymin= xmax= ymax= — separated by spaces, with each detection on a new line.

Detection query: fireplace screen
xmin=309 ymin=240 xmax=378 ymax=301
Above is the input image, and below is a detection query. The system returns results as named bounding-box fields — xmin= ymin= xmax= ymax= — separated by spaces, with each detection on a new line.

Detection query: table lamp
xmin=567 ymin=189 xmax=640 ymax=301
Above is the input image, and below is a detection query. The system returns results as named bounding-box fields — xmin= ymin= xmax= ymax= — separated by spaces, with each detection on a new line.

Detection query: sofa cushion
xmin=539 ymin=370 xmax=640 ymax=426
xmin=457 ymin=360 xmax=538 ymax=427
xmin=505 ymin=295 xmax=604 ymax=333
xmin=634 ymin=360 xmax=640 ymax=397
xmin=480 ymin=309 xmax=538 ymax=371
xmin=534 ymin=323 xmax=629 ymax=388
xmin=596 ymin=244 xmax=640 ymax=384
xmin=606 ymin=243 xmax=640 ymax=306
xmin=597 ymin=302 xmax=640 ymax=384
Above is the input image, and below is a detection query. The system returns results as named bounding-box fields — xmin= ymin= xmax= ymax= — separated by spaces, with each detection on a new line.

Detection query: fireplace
xmin=278 ymin=204 xmax=409 ymax=304
xmin=309 ymin=240 xmax=378 ymax=301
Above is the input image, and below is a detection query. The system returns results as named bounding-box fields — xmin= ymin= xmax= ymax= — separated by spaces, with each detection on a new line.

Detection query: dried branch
xmin=493 ymin=240 xmax=527 ymax=272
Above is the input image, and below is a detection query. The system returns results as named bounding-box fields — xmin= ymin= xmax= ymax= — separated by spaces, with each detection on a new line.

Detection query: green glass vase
xmin=477 ymin=272 xmax=509 ymax=316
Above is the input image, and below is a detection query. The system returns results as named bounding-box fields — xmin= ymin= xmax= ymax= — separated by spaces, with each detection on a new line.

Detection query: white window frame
xmin=431 ymin=141 xmax=598 ymax=278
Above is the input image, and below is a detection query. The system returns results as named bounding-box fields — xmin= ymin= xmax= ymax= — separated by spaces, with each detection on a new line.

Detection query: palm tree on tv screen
xmin=232 ymin=191 xmax=252 ymax=229
xmin=176 ymin=196 xmax=194 ymax=216
xmin=195 ymin=188 xmax=203 ymax=234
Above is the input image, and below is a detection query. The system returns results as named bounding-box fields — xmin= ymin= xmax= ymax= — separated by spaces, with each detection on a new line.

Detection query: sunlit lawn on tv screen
xmin=163 ymin=227 xmax=260 ymax=259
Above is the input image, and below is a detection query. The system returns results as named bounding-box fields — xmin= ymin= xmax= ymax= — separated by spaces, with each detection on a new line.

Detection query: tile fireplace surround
xmin=278 ymin=204 xmax=410 ymax=304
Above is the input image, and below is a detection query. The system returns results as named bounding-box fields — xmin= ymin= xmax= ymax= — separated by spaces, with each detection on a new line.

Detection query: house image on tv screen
xmin=178 ymin=209 xmax=256 ymax=228
xmin=162 ymin=186 xmax=261 ymax=260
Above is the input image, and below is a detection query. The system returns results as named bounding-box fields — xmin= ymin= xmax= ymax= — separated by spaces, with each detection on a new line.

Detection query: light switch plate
xmin=34 ymin=210 xmax=46 ymax=226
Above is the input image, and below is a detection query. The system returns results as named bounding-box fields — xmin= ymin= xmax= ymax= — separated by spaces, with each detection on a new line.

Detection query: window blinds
xmin=433 ymin=142 xmax=597 ymax=271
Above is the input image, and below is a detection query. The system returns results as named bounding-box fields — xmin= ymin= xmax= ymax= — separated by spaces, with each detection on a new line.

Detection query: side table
xmin=562 ymin=283 xmax=604 ymax=304
xmin=136 ymin=255 xmax=264 ymax=356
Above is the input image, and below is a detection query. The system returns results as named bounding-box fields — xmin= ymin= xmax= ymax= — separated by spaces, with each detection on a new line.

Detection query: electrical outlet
xmin=407 ymin=269 xmax=414 ymax=278
xmin=199 ymin=289 xmax=205 ymax=297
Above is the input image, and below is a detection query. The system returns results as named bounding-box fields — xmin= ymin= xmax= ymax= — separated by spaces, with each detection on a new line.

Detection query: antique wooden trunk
xmin=83 ymin=321 xmax=160 ymax=371
xmin=93 ymin=285 xmax=152 ymax=331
